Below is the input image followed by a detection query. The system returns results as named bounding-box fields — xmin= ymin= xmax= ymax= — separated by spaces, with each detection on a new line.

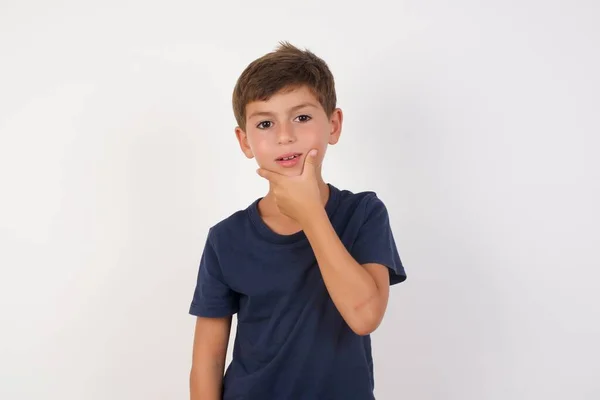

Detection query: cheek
xmin=304 ymin=129 xmax=330 ymax=153
xmin=298 ymin=124 xmax=327 ymax=143
xmin=247 ymin=136 xmax=272 ymax=163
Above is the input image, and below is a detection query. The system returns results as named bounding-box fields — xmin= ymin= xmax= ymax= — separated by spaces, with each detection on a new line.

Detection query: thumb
xmin=302 ymin=149 xmax=318 ymax=175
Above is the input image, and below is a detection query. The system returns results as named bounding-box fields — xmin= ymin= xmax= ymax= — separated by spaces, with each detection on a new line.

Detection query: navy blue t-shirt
xmin=189 ymin=184 xmax=406 ymax=399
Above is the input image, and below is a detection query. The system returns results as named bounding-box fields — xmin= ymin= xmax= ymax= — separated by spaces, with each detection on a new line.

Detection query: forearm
xmin=190 ymin=360 xmax=224 ymax=400
xmin=302 ymin=208 xmax=381 ymax=335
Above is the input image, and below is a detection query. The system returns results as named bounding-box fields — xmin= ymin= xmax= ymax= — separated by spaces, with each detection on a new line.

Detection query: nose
xmin=276 ymin=122 xmax=296 ymax=144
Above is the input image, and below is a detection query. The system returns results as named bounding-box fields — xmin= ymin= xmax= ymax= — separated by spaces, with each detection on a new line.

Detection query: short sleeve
xmin=351 ymin=195 xmax=407 ymax=285
xmin=189 ymin=230 xmax=239 ymax=317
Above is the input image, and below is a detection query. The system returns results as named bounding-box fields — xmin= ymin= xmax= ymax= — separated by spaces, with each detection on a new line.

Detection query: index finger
xmin=256 ymin=168 xmax=282 ymax=183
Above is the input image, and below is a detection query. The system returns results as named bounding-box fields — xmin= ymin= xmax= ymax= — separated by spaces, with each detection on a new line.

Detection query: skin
xmin=190 ymin=85 xmax=391 ymax=399
xmin=190 ymin=316 xmax=231 ymax=400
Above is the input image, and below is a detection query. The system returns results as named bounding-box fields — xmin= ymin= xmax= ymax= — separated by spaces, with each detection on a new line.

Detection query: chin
xmin=280 ymin=168 xmax=302 ymax=177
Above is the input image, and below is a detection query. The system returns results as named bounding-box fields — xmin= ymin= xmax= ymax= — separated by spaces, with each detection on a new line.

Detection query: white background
xmin=1 ymin=1 xmax=599 ymax=399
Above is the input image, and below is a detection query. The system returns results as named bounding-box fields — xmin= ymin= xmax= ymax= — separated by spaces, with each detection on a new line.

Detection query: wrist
xmin=301 ymin=205 xmax=329 ymax=231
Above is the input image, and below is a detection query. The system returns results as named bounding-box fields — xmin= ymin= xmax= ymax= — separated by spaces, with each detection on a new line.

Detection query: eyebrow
xmin=247 ymin=102 xmax=319 ymax=120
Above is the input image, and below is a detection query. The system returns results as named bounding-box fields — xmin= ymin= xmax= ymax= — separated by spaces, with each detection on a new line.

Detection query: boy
xmin=189 ymin=42 xmax=407 ymax=400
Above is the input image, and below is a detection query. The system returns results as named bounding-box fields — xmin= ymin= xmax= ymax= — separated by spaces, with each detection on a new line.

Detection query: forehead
xmin=246 ymin=86 xmax=322 ymax=118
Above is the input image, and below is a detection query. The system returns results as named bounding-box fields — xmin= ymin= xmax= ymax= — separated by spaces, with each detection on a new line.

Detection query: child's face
xmin=235 ymin=85 xmax=342 ymax=177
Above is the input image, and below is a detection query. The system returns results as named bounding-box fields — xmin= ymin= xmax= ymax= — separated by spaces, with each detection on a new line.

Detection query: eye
xmin=295 ymin=115 xmax=312 ymax=123
xmin=256 ymin=121 xmax=273 ymax=129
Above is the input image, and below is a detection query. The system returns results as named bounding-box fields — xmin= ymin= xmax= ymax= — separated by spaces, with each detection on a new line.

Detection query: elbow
xmin=351 ymin=326 xmax=374 ymax=336
xmin=349 ymin=319 xmax=381 ymax=336
xmin=343 ymin=292 xmax=387 ymax=336
xmin=347 ymin=307 xmax=383 ymax=336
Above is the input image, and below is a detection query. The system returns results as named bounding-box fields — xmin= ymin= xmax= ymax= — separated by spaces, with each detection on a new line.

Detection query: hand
xmin=256 ymin=149 xmax=324 ymax=225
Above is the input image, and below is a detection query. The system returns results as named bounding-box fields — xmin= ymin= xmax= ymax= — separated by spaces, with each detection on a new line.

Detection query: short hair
xmin=232 ymin=41 xmax=337 ymax=131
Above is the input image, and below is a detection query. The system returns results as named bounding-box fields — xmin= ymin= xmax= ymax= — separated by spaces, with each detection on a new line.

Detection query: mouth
xmin=275 ymin=152 xmax=303 ymax=167
xmin=275 ymin=152 xmax=302 ymax=162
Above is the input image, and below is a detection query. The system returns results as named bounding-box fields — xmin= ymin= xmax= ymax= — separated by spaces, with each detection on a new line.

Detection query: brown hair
xmin=232 ymin=41 xmax=337 ymax=131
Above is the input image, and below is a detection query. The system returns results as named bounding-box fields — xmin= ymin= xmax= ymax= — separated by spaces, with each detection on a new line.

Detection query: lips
xmin=275 ymin=152 xmax=302 ymax=161
xmin=275 ymin=152 xmax=303 ymax=168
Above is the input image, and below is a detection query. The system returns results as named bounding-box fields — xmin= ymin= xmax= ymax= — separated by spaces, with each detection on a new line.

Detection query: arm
xmin=190 ymin=316 xmax=232 ymax=400
xmin=255 ymin=150 xmax=400 ymax=336
xmin=303 ymin=207 xmax=390 ymax=336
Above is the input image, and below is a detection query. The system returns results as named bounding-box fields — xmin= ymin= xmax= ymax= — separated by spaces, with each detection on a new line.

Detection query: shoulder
xmin=333 ymin=185 xmax=389 ymax=219
xmin=204 ymin=202 xmax=257 ymax=249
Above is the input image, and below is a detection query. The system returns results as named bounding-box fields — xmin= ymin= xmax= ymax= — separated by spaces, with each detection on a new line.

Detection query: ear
xmin=235 ymin=126 xmax=254 ymax=159
xmin=328 ymin=108 xmax=343 ymax=145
